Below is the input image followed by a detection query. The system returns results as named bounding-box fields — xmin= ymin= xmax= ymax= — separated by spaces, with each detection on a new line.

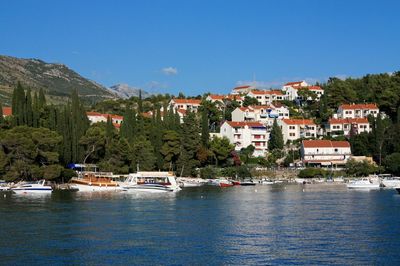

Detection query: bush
xmin=200 ymin=166 xmax=217 ymax=179
xmin=298 ymin=168 xmax=328 ymax=179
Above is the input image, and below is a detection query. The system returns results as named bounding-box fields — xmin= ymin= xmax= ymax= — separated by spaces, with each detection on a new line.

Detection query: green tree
xmin=268 ymin=119 xmax=284 ymax=150
xmin=0 ymin=101 xmax=4 ymax=125
xmin=209 ymin=136 xmax=234 ymax=166
xmin=242 ymin=96 xmax=259 ymax=107
xmin=345 ymin=159 xmax=378 ymax=177
xmin=130 ymin=136 xmax=156 ymax=171
xmin=383 ymin=153 xmax=400 ymax=176
xmin=201 ymin=107 xmax=210 ymax=147
xmin=160 ymin=130 xmax=181 ymax=170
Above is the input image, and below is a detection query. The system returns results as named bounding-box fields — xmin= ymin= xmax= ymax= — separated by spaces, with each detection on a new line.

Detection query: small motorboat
xmin=380 ymin=174 xmax=400 ymax=188
xmin=177 ymin=177 xmax=207 ymax=188
xmin=11 ymin=180 xmax=53 ymax=194
xmin=259 ymin=178 xmax=274 ymax=185
xmin=240 ymin=179 xmax=256 ymax=186
xmin=347 ymin=178 xmax=380 ymax=190
xmin=208 ymin=179 xmax=234 ymax=187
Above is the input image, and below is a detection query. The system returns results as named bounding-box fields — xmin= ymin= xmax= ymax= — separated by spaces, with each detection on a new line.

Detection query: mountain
xmin=108 ymin=84 xmax=153 ymax=99
xmin=0 ymin=55 xmax=116 ymax=105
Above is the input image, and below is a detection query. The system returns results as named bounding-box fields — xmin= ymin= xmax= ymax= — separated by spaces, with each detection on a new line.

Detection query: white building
xmin=278 ymin=119 xmax=317 ymax=143
xmin=205 ymin=94 xmax=244 ymax=108
xmin=326 ymin=118 xmax=371 ymax=136
xmin=231 ymin=85 xmax=254 ymax=95
xmin=282 ymin=81 xmax=324 ymax=101
xmin=169 ymin=99 xmax=202 ymax=113
xmin=220 ymin=121 xmax=268 ymax=157
xmin=231 ymin=104 xmax=289 ymax=128
xmin=86 ymin=112 xmax=123 ymax=128
xmin=247 ymin=90 xmax=286 ymax=105
xmin=337 ymin=103 xmax=379 ymax=119
xmin=301 ymin=140 xmax=352 ymax=167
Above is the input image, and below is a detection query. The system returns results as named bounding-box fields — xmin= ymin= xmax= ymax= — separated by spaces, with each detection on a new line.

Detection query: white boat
xmin=380 ymin=174 xmax=400 ymax=188
xmin=177 ymin=177 xmax=207 ymax=188
xmin=11 ymin=180 xmax=53 ymax=194
xmin=259 ymin=178 xmax=274 ymax=185
xmin=120 ymin=172 xmax=181 ymax=193
xmin=347 ymin=178 xmax=380 ymax=190
xmin=69 ymin=172 xmax=123 ymax=192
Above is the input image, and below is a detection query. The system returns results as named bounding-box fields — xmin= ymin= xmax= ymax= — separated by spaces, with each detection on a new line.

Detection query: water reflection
xmin=0 ymin=185 xmax=399 ymax=265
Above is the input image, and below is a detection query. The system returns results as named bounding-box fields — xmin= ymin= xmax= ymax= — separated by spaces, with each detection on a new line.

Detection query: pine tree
xmin=269 ymin=119 xmax=284 ymax=151
xmin=131 ymin=136 xmax=156 ymax=171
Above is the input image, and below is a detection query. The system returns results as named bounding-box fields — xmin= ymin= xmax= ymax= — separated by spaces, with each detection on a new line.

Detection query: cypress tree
xmin=120 ymin=107 xmax=136 ymax=143
xmin=201 ymin=108 xmax=210 ymax=147
xmin=25 ymin=88 xmax=33 ymax=127
xmin=105 ymin=116 xmax=115 ymax=145
xmin=176 ymin=111 xmax=201 ymax=176
xmin=38 ymin=88 xmax=46 ymax=109
xmin=269 ymin=119 xmax=284 ymax=151
xmin=32 ymin=92 xmax=39 ymax=128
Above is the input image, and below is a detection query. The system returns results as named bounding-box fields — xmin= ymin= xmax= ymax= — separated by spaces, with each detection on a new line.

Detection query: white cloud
xmin=161 ymin=67 xmax=178 ymax=76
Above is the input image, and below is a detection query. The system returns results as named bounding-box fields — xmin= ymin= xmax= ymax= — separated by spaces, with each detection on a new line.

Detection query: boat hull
xmin=381 ymin=180 xmax=400 ymax=188
xmin=12 ymin=188 xmax=52 ymax=194
xmin=71 ymin=183 xmax=123 ymax=192
xmin=122 ymin=184 xmax=181 ymax=193
xmin=347 ymin=184 xmax=380 ymax=190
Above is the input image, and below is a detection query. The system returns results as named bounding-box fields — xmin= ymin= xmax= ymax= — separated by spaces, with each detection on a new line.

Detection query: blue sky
xmin=1 ymin=0 xmax=399 ymax=95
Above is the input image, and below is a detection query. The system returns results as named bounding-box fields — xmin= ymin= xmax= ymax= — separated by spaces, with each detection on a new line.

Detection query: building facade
xmin=247 ymin=90 xmax=286 ymax=105
xmin=220 ymin=121 xmax=268 ymax=157
xmin=169 ymin=99 xmax=202 ymax=113
xmin=337 ymin=103 xmax=380 ymax=119
xmin=325 ymin=118 xmax=371 ymax=136
xmin=301 ymin=140 xmax=352 ymax=167
xmin=278 ymin=119 xmax=317 ymax=143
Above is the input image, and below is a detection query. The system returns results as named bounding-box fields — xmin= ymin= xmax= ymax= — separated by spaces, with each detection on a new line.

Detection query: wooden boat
xmin=70 ymin=172 xmax=122 ymax=192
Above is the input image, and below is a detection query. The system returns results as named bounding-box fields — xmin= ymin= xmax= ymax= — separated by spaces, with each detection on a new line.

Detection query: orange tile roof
xmin=285 ymin=81 xmax=304 ymax=86
xmin=233 ymin=85 xmax=251 ymax=90
xmin=2 ymin=107 xmax=12 ymax=116
xmin=172 ymin=99 xmax=202 ymax=105
xmin=339 ymin=103 xmax=378 ymax=110
xmin=176 ymin=109 xmax=187 ymax=115
xmin=302 ymin=140 xmax=350 ymax=148
xmin=328 ymin=118 xmax=369 ymax=124
xmin=308 ymin=86 xmax=323 ymax=91
xmin=282 ymin=119 xmax=315 ymax=125
xmin=251 ymin=105 xmax=275 ymax=110
xmin=226 ymin=121 xmax=265 ymax=128
xmin=208 ymin=94 xmax=225 ymax=100
xmin=225 ymin=94 xmax=243 ymax=101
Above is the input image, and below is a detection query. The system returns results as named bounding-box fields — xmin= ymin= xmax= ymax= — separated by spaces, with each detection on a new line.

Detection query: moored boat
xmin=380 ymin=174 xmax=400 ymax=188
xmin=120 ymin=172 xmax=181 ymax=192
xmin=240 ymin=179 xmax=256 ymax=186
xmin=177 ymin=177 xmax=207 ymax=188
xmin=208 ymin=179 xmax=234 ymax=187
xmin=11 ymin=180 xmax=53 ymax=194
xmin=347 ymin=178 xmax=380 ymax=190
xmin=70 ymin=172 xmax=122 ymax=192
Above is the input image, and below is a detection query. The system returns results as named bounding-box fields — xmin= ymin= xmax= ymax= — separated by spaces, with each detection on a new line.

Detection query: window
xmin=334 ymin=148 xmax=338 ymax=152
xmin=289 ymin=133 xmax=295 ymax=137
xmin=289 ymin=126 xmax=295 ymax=130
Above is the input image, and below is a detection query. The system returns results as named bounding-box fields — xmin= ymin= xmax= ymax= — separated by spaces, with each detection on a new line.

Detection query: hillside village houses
xmin=278 ymin=119 xmax=317 ymax=144
xmin=205 ymin=94 xmax=244 ymax=108
xmin=337 ymin=103 xmax=380 ymax=119
xmin=168 ymin=98 xmax=202 ymax=113
xmin=282 ymin=81 xmax=324 ymax=101
xmin=220 ymin=121 xmax=268 ymax=157
xmin=230 ymin=85 xmax=254 ymax=95
xmin=325 ymin=118 xmax=371 ymax=137
xmin=300 ymin=140 xmax=352 ymax=167
xmin=86 ymin=112 xmax=123 ymax=128
xmin=231 ymin=104 xmax=290 ymax=128
xmin=247 ymin=90 xmax=287 ymax=105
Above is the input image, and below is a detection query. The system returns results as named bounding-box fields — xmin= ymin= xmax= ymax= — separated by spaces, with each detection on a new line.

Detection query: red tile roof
xmin=302 ymin=140 xmax=350 ymax=148
xmin=282 ymin=119 xmax=315 ymax=125
xmin=172 ymin=99 xmax=201 ymax=105
xmin=176 ymin=109 xmax=187 ymax=115
xmin=2 ymin=107 xmax=12 ymax=116
xmin=226 ymin=121 xmax=265 ymax=128
xmin=86 ymin=112 xmax=123 ymax=120
xmin=208 ymin=94 xmax=225 ymax=100
xmin=285 ymin=81 xmax=304 ymax=86
xmin=308 ymin=86 xmax=323 ymax=91
xmin=225 ymin=94 xmax=243 ymax=101
xmin=233 ymin=85 xmax=251 ymax=90
xmin=339 ymin=103 xmax=378 ymax=110
xmin=328 ymin=118 xmax=369 ymax=124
